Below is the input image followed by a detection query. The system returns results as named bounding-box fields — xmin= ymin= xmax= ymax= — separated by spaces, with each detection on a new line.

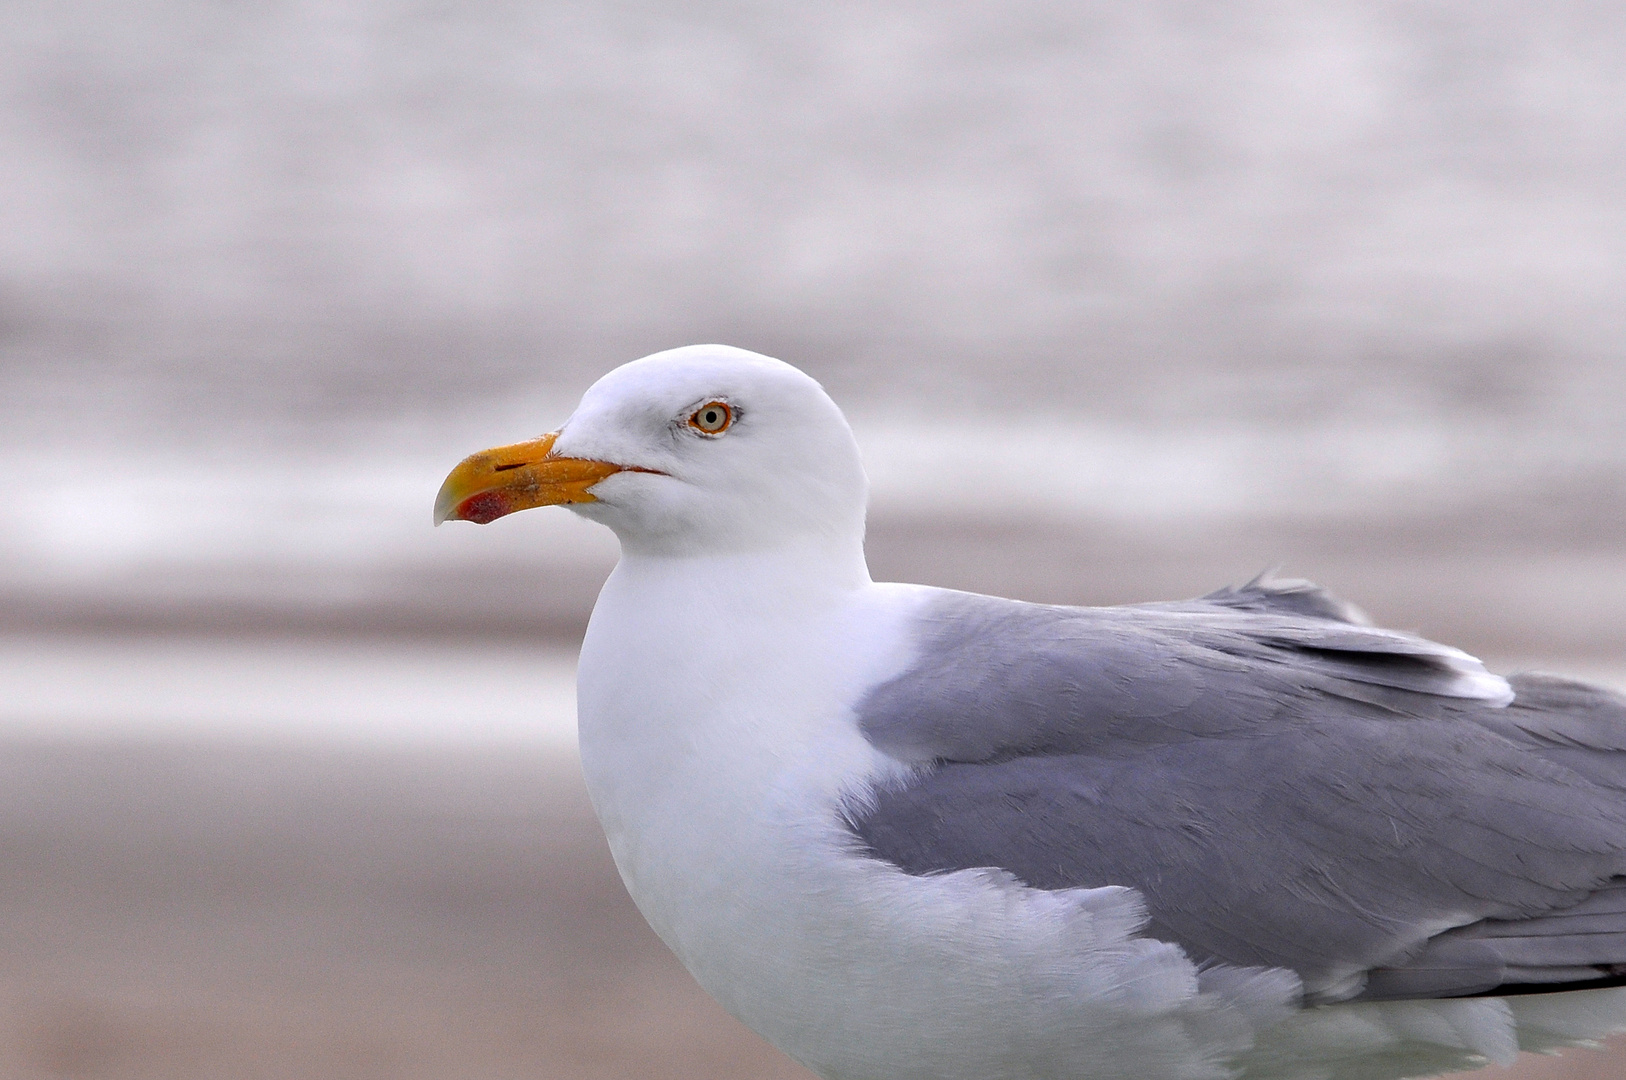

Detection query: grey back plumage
xmin=847 ymin=577 xmax=1626 ymax=1002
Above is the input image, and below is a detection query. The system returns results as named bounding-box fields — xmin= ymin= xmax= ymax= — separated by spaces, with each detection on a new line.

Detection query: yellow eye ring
xmin=689 ymin=401 xmax=733 ymax=435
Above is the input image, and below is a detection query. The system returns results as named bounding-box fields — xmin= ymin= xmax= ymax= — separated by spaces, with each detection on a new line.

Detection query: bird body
xmin=437 ymin=345 xmax=1626 ymax=1079
xmin=578 ymin=553 xmax=1249 ymax=1080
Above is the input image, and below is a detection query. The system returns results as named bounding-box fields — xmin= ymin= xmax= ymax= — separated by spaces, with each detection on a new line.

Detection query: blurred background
xmin=1 ymin=1 xmax=1623 ymax=1076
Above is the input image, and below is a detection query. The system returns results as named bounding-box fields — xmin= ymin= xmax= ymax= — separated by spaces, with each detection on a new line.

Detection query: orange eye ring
xmin=688 ymin=401 xmax=733 ymax=435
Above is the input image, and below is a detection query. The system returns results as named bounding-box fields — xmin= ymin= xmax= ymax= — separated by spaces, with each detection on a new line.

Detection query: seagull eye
xmin=689 ymin=401 xmax=733 ymax=435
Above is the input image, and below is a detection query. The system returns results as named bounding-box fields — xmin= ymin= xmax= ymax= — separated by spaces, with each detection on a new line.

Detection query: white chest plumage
xmin=576 ymin=555 xmax=917 ymax=950
xmin=575 ymin=556 xmax=1250 ymax=1080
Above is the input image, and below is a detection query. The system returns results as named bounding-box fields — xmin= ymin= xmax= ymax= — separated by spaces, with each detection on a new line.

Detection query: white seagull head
xmin=435 ymin=344 xmax=869 ymax=558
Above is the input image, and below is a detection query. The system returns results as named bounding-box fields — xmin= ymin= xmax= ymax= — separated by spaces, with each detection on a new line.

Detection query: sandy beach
xmin=0 ymin=702 xmax=1620 ymax=1078
xmin=0 ymin=739 xmax=818 ymax=1079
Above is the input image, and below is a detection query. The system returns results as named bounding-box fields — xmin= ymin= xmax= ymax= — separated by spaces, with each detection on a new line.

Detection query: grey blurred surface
xmin=2 ymin=0 xmax=1624 ymax=651
xmin=0 ymin=740 xmax=1613 ymax=1079
xmin=0 ymin=743 xmax=814 ymax=1079
xmin=3 ymin=1 xmax=1625 ymax=1077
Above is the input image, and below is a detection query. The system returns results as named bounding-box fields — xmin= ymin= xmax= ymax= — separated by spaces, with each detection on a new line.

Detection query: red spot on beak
xmin=458 ymin=491 xmax=514 ymax=524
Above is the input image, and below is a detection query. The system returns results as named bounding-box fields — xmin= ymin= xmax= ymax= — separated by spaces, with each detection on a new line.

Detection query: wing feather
xmin=849 ymin=582 xmax=1626 ymax=1002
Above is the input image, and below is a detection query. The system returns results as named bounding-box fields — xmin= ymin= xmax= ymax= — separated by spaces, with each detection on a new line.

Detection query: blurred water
xmin=0 ymin=633 xmax=578 ymax=745
xmin=3 ymin=0 xmax=1625 ymax=422
xmin=4 ymin=401 xmax=1624 ymax=641
xmin=0 ymin=0 xmax=1621 ymax=738
xmin=3 ymin=2 xmax=1623 ymax=640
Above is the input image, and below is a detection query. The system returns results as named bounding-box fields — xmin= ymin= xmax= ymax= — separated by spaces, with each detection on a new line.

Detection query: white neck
xmin=614 ymin=535 xmax=871 ymax=594
xmin=570 ymin=540 xmax=920 ymax=950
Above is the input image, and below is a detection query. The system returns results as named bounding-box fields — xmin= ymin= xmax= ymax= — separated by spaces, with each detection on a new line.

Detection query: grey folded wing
xmin=846 ymin=578 xmax=1626 ymax=1002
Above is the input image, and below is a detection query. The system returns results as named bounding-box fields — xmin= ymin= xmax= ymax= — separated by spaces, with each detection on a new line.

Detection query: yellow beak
xmin=434 ymin=431 xmax=646 ymax=525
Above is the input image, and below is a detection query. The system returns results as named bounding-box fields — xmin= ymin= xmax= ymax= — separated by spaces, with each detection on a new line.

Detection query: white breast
xmin=576 ymin=555 xmax=1219 ymax=1079
xmin=575 ymin=554 xmax=926 ymax=970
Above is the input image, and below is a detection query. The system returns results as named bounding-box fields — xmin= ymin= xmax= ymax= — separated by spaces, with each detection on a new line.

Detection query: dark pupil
xmin=704 ymin=410 xmax=719 ymax=425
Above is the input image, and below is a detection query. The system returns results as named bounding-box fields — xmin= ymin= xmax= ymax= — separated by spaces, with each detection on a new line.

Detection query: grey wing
xmin=847 ymin=584 xmax=1626 ymax=1002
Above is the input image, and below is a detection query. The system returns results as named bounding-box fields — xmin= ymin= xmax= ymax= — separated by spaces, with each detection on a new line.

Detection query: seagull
xmin=436 ymin=344 xmax=1626 ymax=1080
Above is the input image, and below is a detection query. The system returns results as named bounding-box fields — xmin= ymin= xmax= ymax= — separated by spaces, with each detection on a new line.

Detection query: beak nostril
xmin=491 ymin=462 xmax=528 ymax=472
